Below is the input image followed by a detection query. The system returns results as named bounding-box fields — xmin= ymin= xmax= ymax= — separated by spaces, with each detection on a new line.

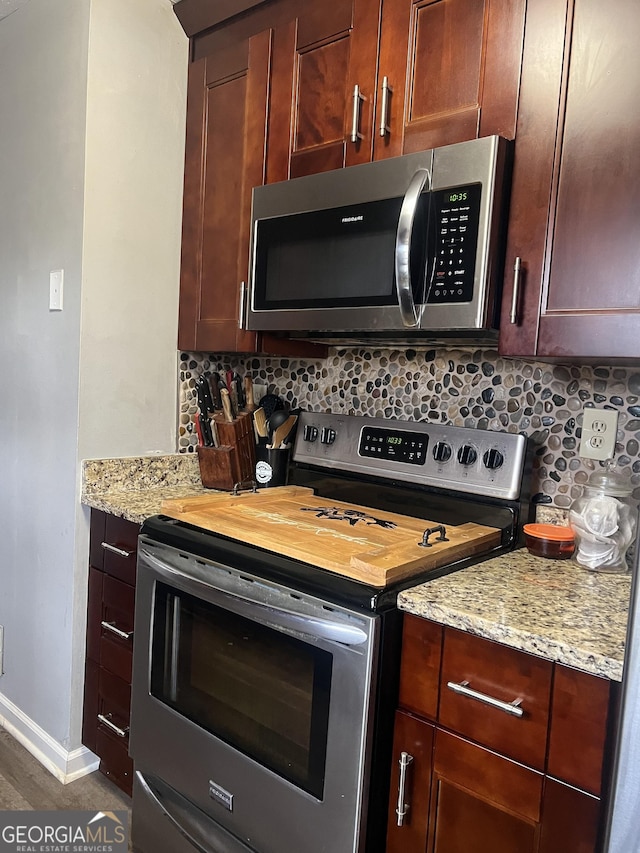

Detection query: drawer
xmin=99 ymin=667 xmax=132 ymax=726
xmin=95 ymin=727 xmax=133 ymax=796
xmin=102 ymin=514 xmax=139 ymax=585
xmin=439 ymin=627 xmax=553 ymax=770
xmin=86 ymin=567 xmax=105 ymax=664
xmin=398 ymin=615 xmax=443 ymax=721
xmin=100 ymin=574 xmax=135 ymax=682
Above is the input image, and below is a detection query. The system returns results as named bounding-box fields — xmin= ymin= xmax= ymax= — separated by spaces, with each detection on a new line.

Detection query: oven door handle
xmin=139 ymin=547 xmax=370 ymax=647
xmin=135 ymin=771 xmax=254 ymax=853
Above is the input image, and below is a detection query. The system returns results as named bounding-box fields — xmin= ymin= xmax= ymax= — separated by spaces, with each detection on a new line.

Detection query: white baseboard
xmin=0 ymin=691 xmax=99 ymax=784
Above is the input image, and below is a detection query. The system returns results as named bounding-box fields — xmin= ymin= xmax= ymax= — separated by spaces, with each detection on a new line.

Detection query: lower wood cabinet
xmin=387 ymin=614 xmax=617 ymax=853
xmin=82 ymin=509 xmax=139 ymax=796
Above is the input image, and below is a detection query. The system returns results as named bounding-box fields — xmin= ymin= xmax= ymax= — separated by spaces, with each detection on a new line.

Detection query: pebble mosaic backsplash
xmin=178 ymin=348 xmax=640 ymax=511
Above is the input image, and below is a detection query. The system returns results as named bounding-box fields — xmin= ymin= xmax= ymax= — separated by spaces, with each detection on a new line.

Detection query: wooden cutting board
xmin=160 ymin=486 xmax=500 ymax=587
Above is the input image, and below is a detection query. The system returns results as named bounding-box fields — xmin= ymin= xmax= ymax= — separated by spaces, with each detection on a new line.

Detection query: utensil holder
xmin=255 ymin=443 xmax=291 ymax=488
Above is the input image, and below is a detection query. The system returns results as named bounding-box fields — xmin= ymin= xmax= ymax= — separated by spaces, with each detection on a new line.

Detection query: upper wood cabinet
xmin=177 ymin=3 xmax=327 ymax=355
xmin=175 ymin=0 xmax=528 ymax=352
xmin=499 ymin=0 xmax=640 ymax=360
xmin=374 ymin=0 xmax=526 ymax=160
xmin=266 ymin=0 xmax=527 ymax=180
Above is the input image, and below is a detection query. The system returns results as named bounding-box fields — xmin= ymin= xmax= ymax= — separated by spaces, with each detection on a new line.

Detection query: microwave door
xmin=395 ymin=168 xmax=432 ymax=327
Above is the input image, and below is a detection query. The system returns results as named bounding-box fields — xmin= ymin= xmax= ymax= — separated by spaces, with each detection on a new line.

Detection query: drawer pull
xmin=101 ymin=542 xmax=134 ymax=558
xmin=101 ymin=620 xmax=133 ymax=641
xmin=97 ymin=713 xmax=129 ymax=738
xmin=395 ymin=751 xmax=414 ymax=827
xmin=446 ymin=680 xmax=524 ymax=717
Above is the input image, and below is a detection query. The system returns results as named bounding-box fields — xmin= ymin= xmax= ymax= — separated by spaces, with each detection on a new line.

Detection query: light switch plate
xmin=579 ymin=408 xmax=618 ymax=460
xmin=49 ymin=269 xmax=64 ymax=311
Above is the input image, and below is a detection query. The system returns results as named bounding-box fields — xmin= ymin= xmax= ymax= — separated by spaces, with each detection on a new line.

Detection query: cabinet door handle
xmin=446 ymin=680 xmax=524 ymax=717
xmin=101 ymin=542 xmax=134 ymax=558
xmin=379 ymin=76 xmax=392 ymax=137
xmin=510 ymin=257 xmax=522 ymax=324
xmin=350 ymin=84 xmax=366 ymax=143
xmin=97 ymin=713 xmax=129 ymax=738
xmin=100 ymin=620 xmax=133 ymax=641
xmin=238 ymin=280 xmax=247 ymax=329
xmin=395 ymin=751 xmax=414 ymax=826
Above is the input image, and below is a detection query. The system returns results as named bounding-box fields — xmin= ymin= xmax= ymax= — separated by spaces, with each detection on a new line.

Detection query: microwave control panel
xmin=428 ymin=182 xmax=481 ymax=304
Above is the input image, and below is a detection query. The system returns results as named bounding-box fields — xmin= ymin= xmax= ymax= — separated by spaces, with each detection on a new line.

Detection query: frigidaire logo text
xmin=341 ymin=215 xmax=364 ymax=223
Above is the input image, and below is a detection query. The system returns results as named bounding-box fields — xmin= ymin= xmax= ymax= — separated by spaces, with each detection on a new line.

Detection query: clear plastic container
xmin=569 ymin=462 xmax=636 ymax=573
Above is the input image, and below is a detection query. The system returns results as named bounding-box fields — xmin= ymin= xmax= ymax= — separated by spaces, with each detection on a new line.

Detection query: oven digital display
xmin=359 ymin=427 xmax=428 ymax=465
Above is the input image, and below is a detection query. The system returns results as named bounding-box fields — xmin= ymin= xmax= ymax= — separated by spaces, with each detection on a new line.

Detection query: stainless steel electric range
xmin=129 ymin=412 xmax=534 ymax=853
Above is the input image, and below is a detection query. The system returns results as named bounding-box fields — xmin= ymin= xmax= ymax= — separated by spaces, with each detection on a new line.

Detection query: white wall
xmin=79 ymin=0 xmax=187 ymax=461
xmin=0 ymin=0 xmax=187 ymax=779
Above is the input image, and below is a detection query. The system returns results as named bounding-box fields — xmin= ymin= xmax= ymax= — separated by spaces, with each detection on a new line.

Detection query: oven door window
xmin=150 ymin=582 xmax=332 ymax=799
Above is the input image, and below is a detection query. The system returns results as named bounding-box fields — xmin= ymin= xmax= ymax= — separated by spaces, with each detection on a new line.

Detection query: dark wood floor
xmin=0 ymin=727 xmax=131 ymax=813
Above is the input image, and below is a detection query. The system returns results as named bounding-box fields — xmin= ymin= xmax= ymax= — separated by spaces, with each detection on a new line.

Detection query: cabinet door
xmin=178 ymin=32 xmax=270 ymax=352
xmin=374 ymin=0 xmax=526 ymax=160
xmin=386 ymin=711 xmax=434 ymax=853
xmin=500 ymin=0 xmax=640 ymax=359
xmin=267 ymin=0 xmax=382 ymax=181
xmin=428 ymin=729 xmax=543 ymax=853
xmin=539 ymin=778 xmax=601 ymax=853
xmin=547 ymin=665 xmax=614 ymax=797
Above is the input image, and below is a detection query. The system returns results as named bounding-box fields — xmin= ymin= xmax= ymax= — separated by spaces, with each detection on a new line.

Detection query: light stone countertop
xmin=81 ymin=453 xmax=206 ymax=524
xmin=398 ymin=549 xmax=632 ymax=681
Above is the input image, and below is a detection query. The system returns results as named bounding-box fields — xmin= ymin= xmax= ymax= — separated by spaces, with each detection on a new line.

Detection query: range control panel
xmin=293 ymin=412 xmax=527 ymax=501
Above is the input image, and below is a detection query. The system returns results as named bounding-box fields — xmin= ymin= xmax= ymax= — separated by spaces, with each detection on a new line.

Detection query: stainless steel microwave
xmin=246 ymin=135 xmax=510 ymax=345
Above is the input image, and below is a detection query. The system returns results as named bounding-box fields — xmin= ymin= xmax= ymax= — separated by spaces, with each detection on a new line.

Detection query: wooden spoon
xmin=253 ymin=407 xmax=268 ymax=439
xmin=271 ymin=415 xmax=298 ymax=448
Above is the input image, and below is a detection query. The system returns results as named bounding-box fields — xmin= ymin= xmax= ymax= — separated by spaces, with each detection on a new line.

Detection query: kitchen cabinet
xmin=373 ymin=0 xmax=526 ymax=161
xmin=177 ymin=2 xmax=326 ymax=355
xmin=82 ymin=509 xmax=139 ymax=796
xmin=387 ymin=614 xmax=617 ymax=853
xmin=174 ymin=0 xmax=527 ymax=350
xmin=499 ymin=0 xmax=640 ymax=360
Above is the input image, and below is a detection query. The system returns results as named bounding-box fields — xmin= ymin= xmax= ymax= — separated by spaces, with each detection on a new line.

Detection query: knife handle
xmin=209 ymin=372 xmax=222 ymax=410
xmin=244 ymin=376 xmax=256 ymax=411
xmin=220 ymin=388 xmax=234 ymax=423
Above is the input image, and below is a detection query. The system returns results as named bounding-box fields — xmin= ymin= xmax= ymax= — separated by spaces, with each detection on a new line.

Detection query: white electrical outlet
xmin=579 ymin=408 xmax=618 ymax=460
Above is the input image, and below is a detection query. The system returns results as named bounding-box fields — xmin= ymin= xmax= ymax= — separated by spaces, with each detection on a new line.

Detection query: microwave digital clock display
xmin=359 ymin=427 xmax=428 ymax=465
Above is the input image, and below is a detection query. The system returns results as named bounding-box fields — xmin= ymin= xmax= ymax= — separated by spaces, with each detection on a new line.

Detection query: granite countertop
xmin=81 ymin=453 xmax=206 ymax=524
xmin=398 ymin=549 xmax=632 ymax=681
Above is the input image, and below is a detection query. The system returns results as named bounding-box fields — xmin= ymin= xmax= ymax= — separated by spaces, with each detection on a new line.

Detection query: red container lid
xmin=523 ymin=523 xmax=575 ymax=542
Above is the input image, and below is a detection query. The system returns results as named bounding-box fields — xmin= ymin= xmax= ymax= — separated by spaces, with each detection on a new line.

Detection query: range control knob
xmin=483 ymin=448 xmax=504 ymax=470
xmin=303 ymin=424 xmax=319 ymax=443
xmin=320 ymin=427 xmax=337 ymax=445
xmin=457 ymin=444 xmax=478 ymax=466
xmin=432 ymin=441 xmax=452 ymax=463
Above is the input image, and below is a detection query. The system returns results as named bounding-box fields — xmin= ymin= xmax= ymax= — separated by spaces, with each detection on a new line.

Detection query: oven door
xmin=130 ymin=537 xmax=380 ymax=853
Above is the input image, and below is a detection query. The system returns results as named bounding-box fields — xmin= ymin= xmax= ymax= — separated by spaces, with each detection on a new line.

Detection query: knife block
xmin=197 ymin=412 xmax=256 ymax=490
xmin=196 ymin=446 xmax=243 ymax=490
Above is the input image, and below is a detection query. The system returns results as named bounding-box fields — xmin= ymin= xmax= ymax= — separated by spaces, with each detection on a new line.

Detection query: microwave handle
xmin=395 ymin=168 xmax=431 ymax=327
